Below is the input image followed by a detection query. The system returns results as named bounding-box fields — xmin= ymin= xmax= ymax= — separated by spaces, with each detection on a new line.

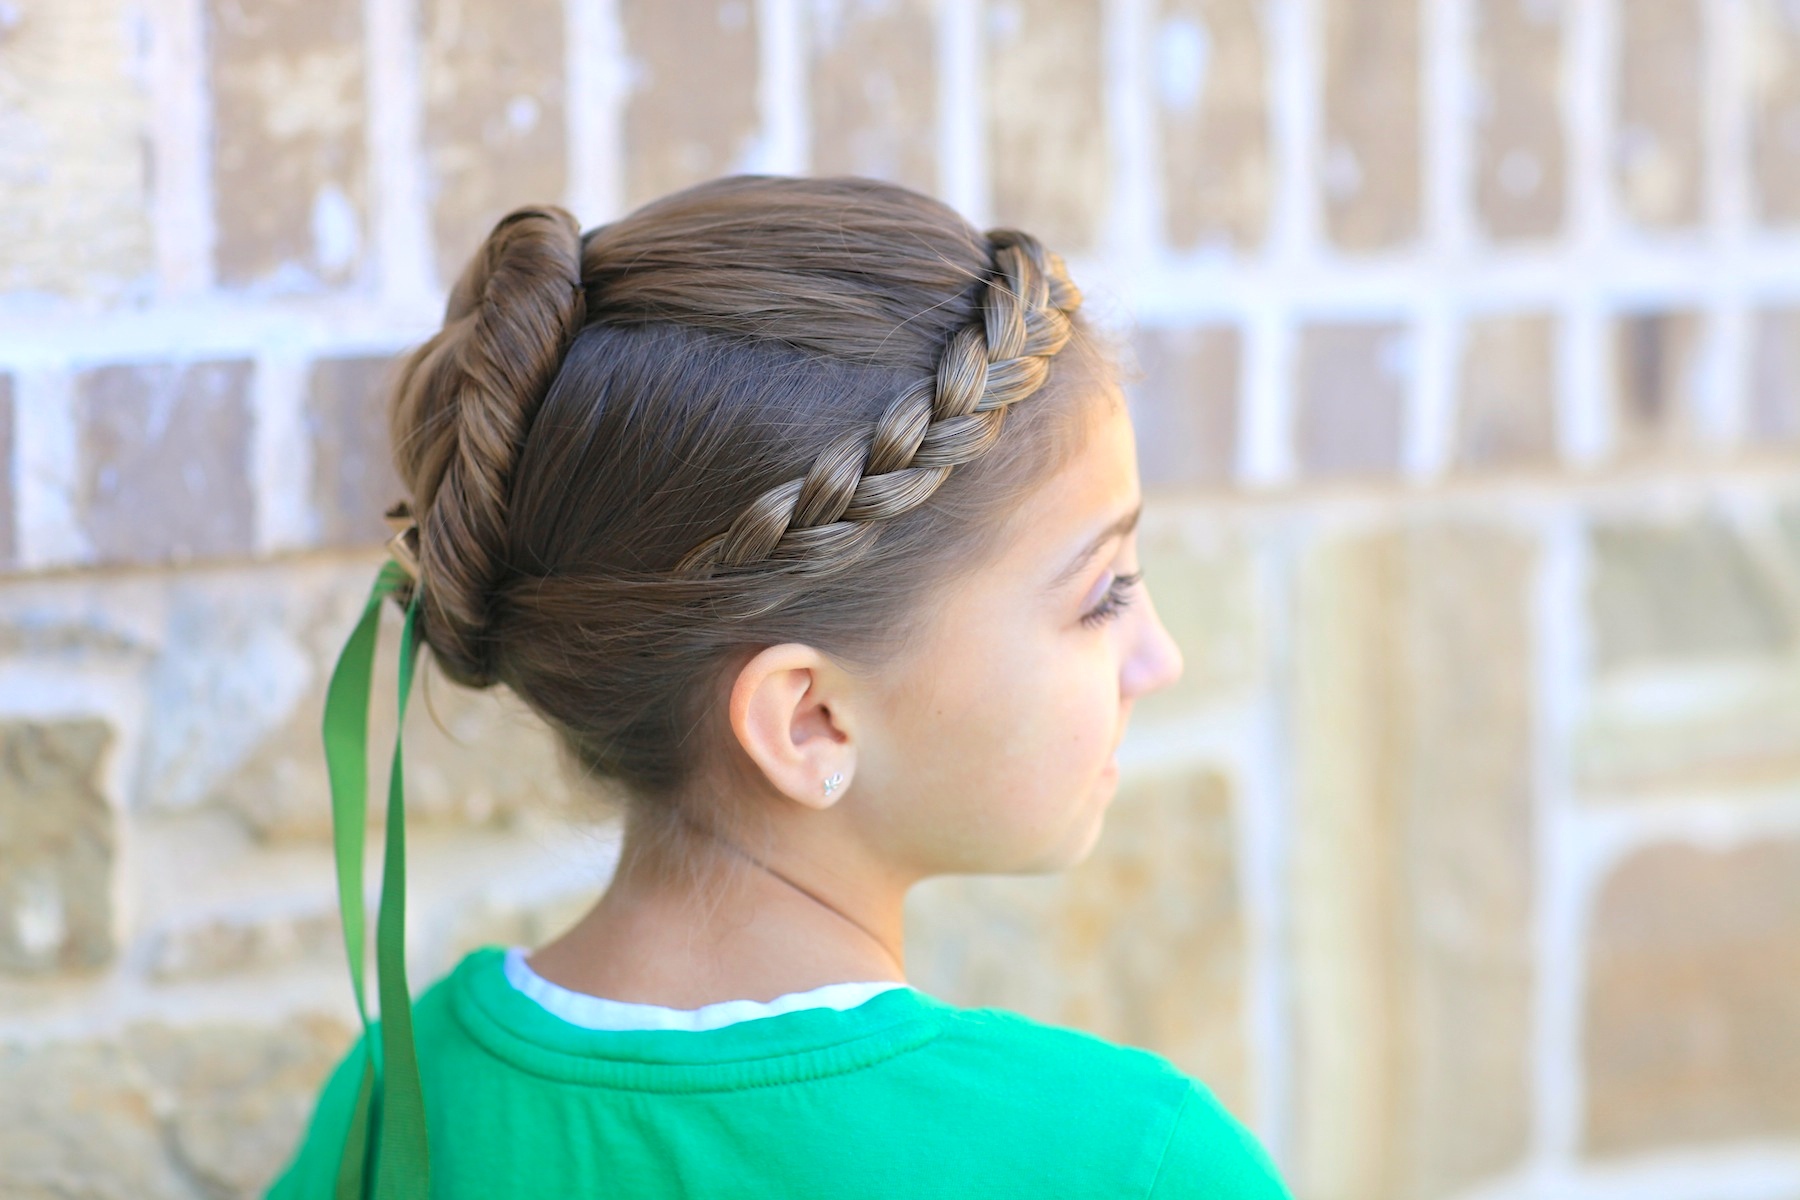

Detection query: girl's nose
xmin=1122 ymin=593 xmax=1184 ymax=699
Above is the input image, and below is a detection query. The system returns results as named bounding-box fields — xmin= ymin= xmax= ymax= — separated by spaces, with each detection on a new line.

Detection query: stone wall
xmin=2 ymin=1 xmax=1798 ymax=1197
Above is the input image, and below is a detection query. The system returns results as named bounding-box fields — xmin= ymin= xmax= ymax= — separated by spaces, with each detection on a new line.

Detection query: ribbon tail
xmin=373 ymin=591 xmax=431 ymax=1198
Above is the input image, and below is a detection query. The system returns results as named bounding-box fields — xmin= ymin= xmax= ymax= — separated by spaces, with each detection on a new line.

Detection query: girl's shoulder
xmin=911 ymin=996 xmax=1291 ymax=1199
xmin=914 ymin=990 xmax=1200 ymax=1092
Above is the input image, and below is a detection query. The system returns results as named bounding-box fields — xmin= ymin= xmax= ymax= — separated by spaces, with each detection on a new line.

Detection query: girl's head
xmin=386 ymin=174 xmax=1182 ymax=889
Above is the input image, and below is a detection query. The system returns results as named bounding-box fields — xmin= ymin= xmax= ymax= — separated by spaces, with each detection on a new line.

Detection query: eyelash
xmin=1080 ymin=570 xmax=1144 ymax=628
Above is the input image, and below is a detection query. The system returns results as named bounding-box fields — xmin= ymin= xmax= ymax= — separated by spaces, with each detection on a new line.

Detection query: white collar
xmin=503 ymin=946 xmax=912 ymax=1032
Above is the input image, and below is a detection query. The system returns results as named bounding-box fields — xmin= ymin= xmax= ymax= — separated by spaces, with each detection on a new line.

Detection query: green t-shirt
xmin=267 ymin=946 xmax=1292 ymax=1198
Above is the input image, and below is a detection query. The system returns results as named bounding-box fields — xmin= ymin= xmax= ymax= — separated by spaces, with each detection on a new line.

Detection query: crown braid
xmin=669 ymin=229 xmax=1083 ymax=580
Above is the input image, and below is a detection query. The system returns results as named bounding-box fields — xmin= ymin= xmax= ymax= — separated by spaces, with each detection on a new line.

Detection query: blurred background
xmin=2 ymin=0 xmax=1799 ymax=1197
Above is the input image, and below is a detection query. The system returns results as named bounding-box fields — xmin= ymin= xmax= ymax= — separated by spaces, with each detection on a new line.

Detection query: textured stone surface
xmin=986 ymin=0 xmax=1108 ymax=253
xmin=0 ymin=1013 xmax=353 ymax=1199
xmin=1294 ymin=322 xmax=1410 ymax=477
xmin=0 ymin=1038 xmax=194 ymax=1200
xmin=0 ymin=373 xmax=15 ymax=568
xmin=809 ymin=0 xmax=936 ymax=192
xmin=1320 ymin=0 xmax=1420 ymax=250
xmin=1611 ymin=311 xmax=1702 ymax=458
xmin=1615 ymin=0 xmax=1704 ymax=228
xmin=215 ymin=641 xmax=573 ymax=842
xmin=1751 ymin=0 xmax=1800 ymax=226
xmin=147 ymin=908 xmax=343 ymax=981
xmin=1751 ymin=307 xmax=1800 ymax=443
xmin=1455 ymin=314 xmax=1558 ymax=470
xmin=118 ymin=558 xmax=571 ymax=838
xmin=1588 ymin=513 xmax=1793 ymax=674
xmin=1583 ymin=839 xmax=1800 ymax=1154
xmin=207 ymin=0 xmax=368 ymax=288
xmin=1568 ymin=510 xmax=1800 ymax=798
xmin=1128 ymin=324 xmax=1241 ymax=489
xmin=1290 ymin=525 xmax=1536 ymax=1200
xmin=439 ymin=887 xmax=596 ymax=969
xmin=74 ymin=360 xmax=257 ymax=565
xmin=127 ymin=1015 xmax=355 ymax=1195
xmin=1154 ymin=0 xmax=1270 ymax=251
xmin=0 ymin=0 xmax=155 ymax=299
xmin=1472 ymin=0 xmax=1566 ymax=241
xmin=420 ymin=0 xmax=568 ymax=287
xmin=306 ymin=354 xmax=404 ymax=547
xmin=905 ymin=765 xmax=1251 ymax=1121
xmin=621 ymin=0 xmax=760 ymax=209
xmin=1133 ymin=517 xmax=1260 ymax=725
xmin=0 ymin=720 xmax=115 ymax=974
xmin=1574 ymin=674 xmax=1800 ymax=798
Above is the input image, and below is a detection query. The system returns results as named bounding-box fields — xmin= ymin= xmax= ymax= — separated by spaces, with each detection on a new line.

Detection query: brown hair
xmin=386 ymin=175 xmax=1113 ymax=859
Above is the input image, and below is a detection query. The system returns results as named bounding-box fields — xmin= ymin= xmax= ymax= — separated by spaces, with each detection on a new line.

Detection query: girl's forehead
xmin=980 ymin=399 xmax=1142 ymax=594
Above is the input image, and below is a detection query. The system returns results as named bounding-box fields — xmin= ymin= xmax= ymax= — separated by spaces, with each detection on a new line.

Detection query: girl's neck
xmin=525 ymin=819 xmax=911 ymax=1010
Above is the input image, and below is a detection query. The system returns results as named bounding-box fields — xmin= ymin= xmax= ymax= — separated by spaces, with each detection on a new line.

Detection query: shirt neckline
xmin=448 ymin=946 xmax=947 ymax=1091
xmin=503 ymin=945 xmax=914 ymax=1032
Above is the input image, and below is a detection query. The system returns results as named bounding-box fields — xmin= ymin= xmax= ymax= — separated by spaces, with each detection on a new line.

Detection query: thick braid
xmin=671 ymin=229 xmax=1083 ymax=579
xmin=388 ymin=205 xmax=586 ymax=684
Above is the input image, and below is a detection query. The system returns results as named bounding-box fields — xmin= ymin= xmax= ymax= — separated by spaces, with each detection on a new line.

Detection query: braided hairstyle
xmin=388 ymin=175 xmax=1110 ymax=826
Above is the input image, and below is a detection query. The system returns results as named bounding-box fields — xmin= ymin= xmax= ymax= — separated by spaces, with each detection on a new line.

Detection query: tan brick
xmin=1472 ymin=0 xmax=1567 ymax=241
xmin=1571 ymin=505 xmax=1800 ymax=801
xmin=74 ymin=360 xmax=256 ymax=565
xmin=1133 ymin=518 xmax=1260 ymax=725
xmin=1583 ymin=839 xmax=1800 ymax=1153
xmin=0 ymin=720 xmax=115 ymax=974
xmin=0 ymin=1039 xmax=191 ymax=1200
xmin=420 ymin=0 xmax=568 ymax=287
xmin=1574 ymin=677 xmax=1800 ymax=799
xmin=0 ymin=374 xmax=15 ymax=568
xmin=306 ymin=354 xmax=404 ymax=547
xmin=0 ymin=0 xmax=155 ymax=299
xmin=1588 ymin=513 xmax=1793 ymax=674
xmin=207 ymin=0 xmax=368 ymax=287
xmin=986 ymin=0 xmax=1108 ymax=253
xmin=1616 ymin=0 xmax=1704 ymax=229
xmin=1750 ymin=0 xmax=1800 ymax=226
xmin=621 ymin=0 xmax=760 ymax=210
xmin=1611 ymin=311 xmax=1703 ymax=459
xmin=1154 ymin=0 xmax=1270 ymax=251
xmin=809 ymin=0 xmax=936 ymax=192
xmin=1455 ymin=314 xmax=1558 ymax=470
xmin=1294 ymin=322 xmax=1410 ymax=478
xmin=1320 ymin=0 xmax=1420 ymax=251
xmin=154 ymin=561 xmax=574 ymax=839
xmin=126 ymin=1014 xmax=357 ymax=1196
xmin=905 ymin=765 xmax=1253 ymax=1121
xmin=147 ymin=908 xmax=342 ymax=981
xmin=1129 ymin=324 xmax=1240 ymax=490
xmin=438 ymin=888 xmax=595 ymax=977
xmin=1290 ymin=525 xmax=1536 ymax=1200
xmin=1750 ymin=307 xmax=1800 ymax=443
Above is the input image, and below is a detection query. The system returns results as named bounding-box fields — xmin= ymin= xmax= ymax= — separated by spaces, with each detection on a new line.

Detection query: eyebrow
xmin=1046 ymin=502 xmax=1143 ymax=592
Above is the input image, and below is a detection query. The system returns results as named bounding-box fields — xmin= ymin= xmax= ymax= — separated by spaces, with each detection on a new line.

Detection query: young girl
xmin=268 ymin=174 xmax=1292 ymax=1198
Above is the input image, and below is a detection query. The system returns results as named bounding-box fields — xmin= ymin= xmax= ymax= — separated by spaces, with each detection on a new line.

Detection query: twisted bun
xmin=388 ymin=205 xmax=586 ymax=686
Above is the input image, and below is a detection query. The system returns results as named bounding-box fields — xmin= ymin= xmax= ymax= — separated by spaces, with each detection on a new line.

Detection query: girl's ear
xmin=728 ymin=643 xmax=856 ymax=810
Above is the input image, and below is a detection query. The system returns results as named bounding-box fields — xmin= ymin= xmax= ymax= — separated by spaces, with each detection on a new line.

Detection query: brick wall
xmin=3 ymin=1 xmax=1800 ymax=1198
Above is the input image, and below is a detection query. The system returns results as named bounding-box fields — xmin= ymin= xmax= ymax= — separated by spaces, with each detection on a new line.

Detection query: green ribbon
xmin=322 ymin=559 xmax=432 ymax=1199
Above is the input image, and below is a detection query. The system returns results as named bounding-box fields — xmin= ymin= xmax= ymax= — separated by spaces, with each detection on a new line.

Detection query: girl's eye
xmin=1080 ymin=570 xmax=1144 ymax=628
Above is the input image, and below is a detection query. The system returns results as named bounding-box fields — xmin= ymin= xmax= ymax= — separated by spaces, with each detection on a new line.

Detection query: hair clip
xmin=384 ymin=500 xmax=421 ymax=582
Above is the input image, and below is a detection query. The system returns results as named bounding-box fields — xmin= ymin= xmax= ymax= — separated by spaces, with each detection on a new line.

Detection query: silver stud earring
xmin=822 ymin=772 xmax=844 ymax=798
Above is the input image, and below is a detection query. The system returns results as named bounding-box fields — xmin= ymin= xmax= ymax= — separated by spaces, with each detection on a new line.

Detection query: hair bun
xmin=388 ymin=204 xmax=587 ymax=686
